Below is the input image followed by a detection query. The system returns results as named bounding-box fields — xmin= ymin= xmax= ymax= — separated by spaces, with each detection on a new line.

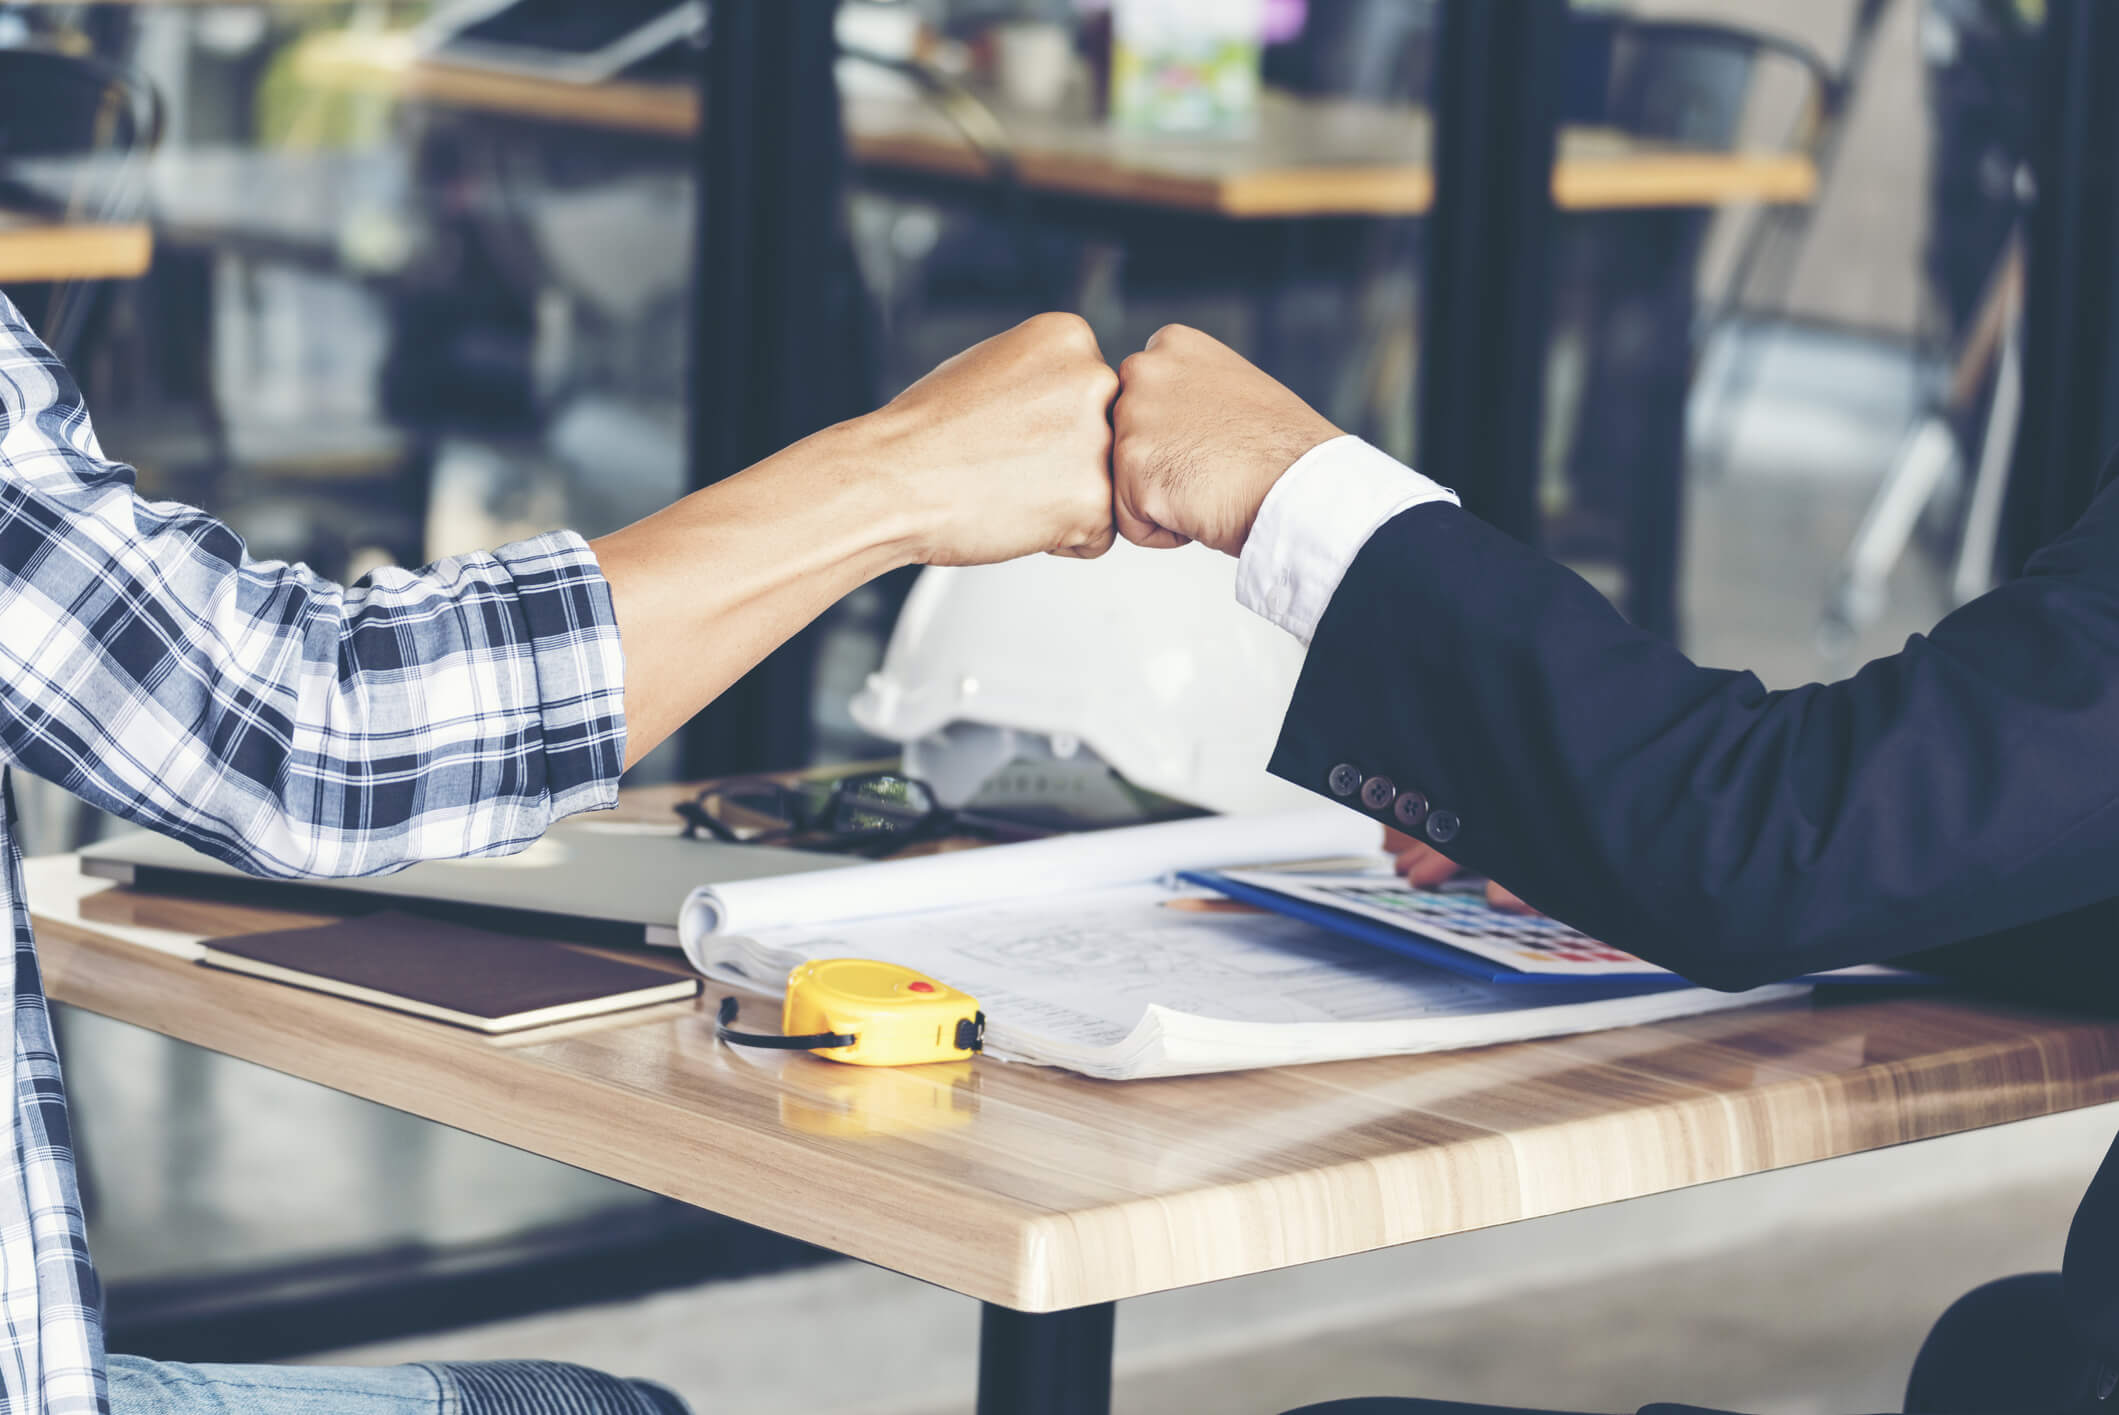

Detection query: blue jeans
xmin=108 ymin=1356 xmax=692 ymax=1415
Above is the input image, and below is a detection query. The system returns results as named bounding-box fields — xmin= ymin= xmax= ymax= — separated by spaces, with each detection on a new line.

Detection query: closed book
xmin=200 ymin=911 xmax=698 ymax=1033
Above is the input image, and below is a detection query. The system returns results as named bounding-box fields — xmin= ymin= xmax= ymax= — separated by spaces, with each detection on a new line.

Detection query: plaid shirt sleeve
xmin=0 ymin=294 xmax=627 ymax=878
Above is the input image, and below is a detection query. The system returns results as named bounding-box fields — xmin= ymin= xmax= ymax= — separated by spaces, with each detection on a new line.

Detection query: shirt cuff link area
xmin=1234 ymin=435 xmax=1459 ymax=645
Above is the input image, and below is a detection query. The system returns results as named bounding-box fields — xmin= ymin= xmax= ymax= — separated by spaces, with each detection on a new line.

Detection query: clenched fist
xmin=1111 ymin=324 xmax=1342 ymax=555
xmin=594 ymin=313 xmax=1118 ymax=764
xmin=864 ymin=312 xmax=1119 ymax=565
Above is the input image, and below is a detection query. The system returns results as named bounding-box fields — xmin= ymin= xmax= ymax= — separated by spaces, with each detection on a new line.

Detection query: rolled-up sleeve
xmin=0 ymin=293 xmax=626 ymax=878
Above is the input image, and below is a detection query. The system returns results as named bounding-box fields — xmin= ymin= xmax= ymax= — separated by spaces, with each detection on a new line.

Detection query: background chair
xmin=1549 ymin=8 xmax=1875 ymax=640
xmin=0 ymin=45 xmax=163 ymax=361
xmin=1817 ymin=0 xmax=2041 ymax=664
xmin=1818 ymin=225 xmax=2024 ymax=660
xmin=0 ymin=48 xmax=166 ymax=861
xmin=1689 ymin=0 xmax=1894 ymax=460
xmin=1316 ymin=6 xmax=1881 ymax=641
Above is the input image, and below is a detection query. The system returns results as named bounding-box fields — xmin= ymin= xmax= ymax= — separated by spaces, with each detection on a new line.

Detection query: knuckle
xmin=1146 ymin=322 xmax=1198 ymax=352
xmin=1086 ymin=361 xmax=1120 ymax=401
xmin=1028 ymin=310 xmax=1095 ymax=351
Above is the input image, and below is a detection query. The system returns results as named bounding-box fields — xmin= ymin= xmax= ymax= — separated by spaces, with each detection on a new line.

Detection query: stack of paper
xmin=677 ymin=811 xmax=1808 ymax=1080
xmin=699 ymin=885 xmax=1807 ymax=1079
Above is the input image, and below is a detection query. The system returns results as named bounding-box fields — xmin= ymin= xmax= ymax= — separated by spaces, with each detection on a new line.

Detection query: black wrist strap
xmin=716 ymin=995 xmax=856 ymax=1051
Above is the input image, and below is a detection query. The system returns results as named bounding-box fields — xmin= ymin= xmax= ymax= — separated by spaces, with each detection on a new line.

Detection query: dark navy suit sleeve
xmin=1269 ymin=479 xmax=2119 ymax=992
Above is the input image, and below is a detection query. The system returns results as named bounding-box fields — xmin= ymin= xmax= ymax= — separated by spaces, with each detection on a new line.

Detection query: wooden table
xmin=26 ymin=831 xmax=2119 ymax=1413
xmin=289 ymin=30 xmax=1817 ymax=219
xmin=0 ymin=215 xmax=152 ymax=285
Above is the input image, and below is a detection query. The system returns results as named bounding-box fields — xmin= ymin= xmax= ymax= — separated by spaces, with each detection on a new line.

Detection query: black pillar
xmin=684 ymin=0 xmax=849 ymax=777
xmin=2004 ymin=0 xmax=2119 ymax=571
xmin=1415 ymin=0 xmax=1567 ymax=543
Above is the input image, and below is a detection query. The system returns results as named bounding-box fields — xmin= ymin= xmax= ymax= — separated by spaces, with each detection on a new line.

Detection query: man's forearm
xmin=593 ymin=311 xmax=1120 ymax=772
xmin=592 ymin=419 xmax=919 ymax=770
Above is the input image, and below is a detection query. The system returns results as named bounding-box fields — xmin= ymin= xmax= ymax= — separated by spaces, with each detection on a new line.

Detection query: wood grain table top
xmin=290 ymin=31 xmax=1817 ymax=219
xmin=0 ymin=215 xmax=153 ymax=285
xmin=28 ymin=838 xmax=2119 ymax=1313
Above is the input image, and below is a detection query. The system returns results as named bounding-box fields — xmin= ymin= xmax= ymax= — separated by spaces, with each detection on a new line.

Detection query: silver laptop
xmin=79 ymin=821 xmax=854 ymax=949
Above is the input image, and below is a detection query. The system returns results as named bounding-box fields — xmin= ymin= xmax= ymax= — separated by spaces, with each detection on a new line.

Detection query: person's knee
xmin=432 ymin=1359 xmax=692 ymax=1415
xmin=1932 ymin=1273 xmax=2066 ymax=1335
xmin=628 ymin=1379 xmax=691 ymax=1415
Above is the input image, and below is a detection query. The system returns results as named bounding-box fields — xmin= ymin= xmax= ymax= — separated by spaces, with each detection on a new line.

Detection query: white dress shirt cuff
xmin=1234 ymin=435 xmax=1458 ymax=644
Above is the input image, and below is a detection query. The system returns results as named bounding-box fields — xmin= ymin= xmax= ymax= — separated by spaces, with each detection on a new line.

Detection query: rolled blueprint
xmin=676 ymin=805 xmax=1381 ymax=973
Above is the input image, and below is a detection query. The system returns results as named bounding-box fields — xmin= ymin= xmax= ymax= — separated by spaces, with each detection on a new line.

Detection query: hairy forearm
xmin=592 ymin=420 xmax=921 ymax=769
xmin=590 ymin=311 xmax=1121 ymax=771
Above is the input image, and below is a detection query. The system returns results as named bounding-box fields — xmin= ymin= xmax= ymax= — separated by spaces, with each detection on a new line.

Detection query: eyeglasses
xmin=674 ymin=771 xmax=1039 ymax=858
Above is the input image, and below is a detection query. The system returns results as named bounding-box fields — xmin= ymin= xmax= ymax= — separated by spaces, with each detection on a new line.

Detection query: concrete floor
xmin=293 ymin=1103 xmax=2116 ymax=1415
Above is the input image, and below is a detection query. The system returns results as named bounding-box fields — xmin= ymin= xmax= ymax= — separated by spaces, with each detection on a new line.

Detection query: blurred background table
xmin=0 ymin=216 xmax=152 ymax=285
xmin=289 ymin=30 xmax=1818 ymax=219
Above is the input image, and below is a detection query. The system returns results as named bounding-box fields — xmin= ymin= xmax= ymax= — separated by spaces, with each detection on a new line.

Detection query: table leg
xmin=975 ymin=1302 xmax=1116 ymax=1415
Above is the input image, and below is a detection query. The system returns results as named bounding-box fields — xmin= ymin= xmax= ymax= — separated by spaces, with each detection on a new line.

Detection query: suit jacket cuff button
xmin=1327 ymin=763 xmax=1363 ymax=798
xmin=1425 ymin=809 xmax=1461 ymax=845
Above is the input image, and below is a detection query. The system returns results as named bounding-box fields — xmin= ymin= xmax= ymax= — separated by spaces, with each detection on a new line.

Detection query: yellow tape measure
xmin=717 ymin=959 xmax=984 ymax=1067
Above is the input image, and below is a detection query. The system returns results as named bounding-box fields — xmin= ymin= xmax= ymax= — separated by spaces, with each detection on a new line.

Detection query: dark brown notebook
xmin=200 ymin=911 xmax=699 ymax=1033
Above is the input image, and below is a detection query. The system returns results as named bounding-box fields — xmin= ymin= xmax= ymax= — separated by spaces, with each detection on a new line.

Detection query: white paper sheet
xmin=702 ymin=883 xmax=1808 ymax=1079
xmin=677 ymin=806 xmax=1382 ymax=964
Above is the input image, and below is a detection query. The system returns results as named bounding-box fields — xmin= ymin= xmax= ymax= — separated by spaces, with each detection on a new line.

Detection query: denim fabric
xmin=107 ymin=1357 xmax=691 ymax=1415
xmin=443 ymin=1361 xmax=690 ymax=1415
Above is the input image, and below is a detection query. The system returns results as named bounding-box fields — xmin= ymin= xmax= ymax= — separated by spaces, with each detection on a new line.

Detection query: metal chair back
xmin=0 ymin=46 xmax=164 ymax=358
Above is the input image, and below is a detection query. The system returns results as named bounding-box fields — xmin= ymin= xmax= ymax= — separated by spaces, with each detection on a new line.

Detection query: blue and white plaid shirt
xmin=0 ymin=291 xmax=628 ymax=1412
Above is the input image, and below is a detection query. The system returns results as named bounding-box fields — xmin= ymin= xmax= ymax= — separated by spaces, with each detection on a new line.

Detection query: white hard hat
xmin=850 ymin=539 xmax=1319 ymax=815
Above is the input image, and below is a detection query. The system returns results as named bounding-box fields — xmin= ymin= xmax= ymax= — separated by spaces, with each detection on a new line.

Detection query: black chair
xmin=1281 ymin=1140 xmax=2118 ymax=1415
xmin=0 ymin=48 xmax=165 ymax=859
xmin=1321 ymin=8 xmax=1876 ymax=638
xmin=1685 ymin=0 xmax=1894 ymax=368
xmin=1549 ymin=11 xmax=1864 ymax=641
xmin=0 ymin=46 xmax=163 ymax=361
